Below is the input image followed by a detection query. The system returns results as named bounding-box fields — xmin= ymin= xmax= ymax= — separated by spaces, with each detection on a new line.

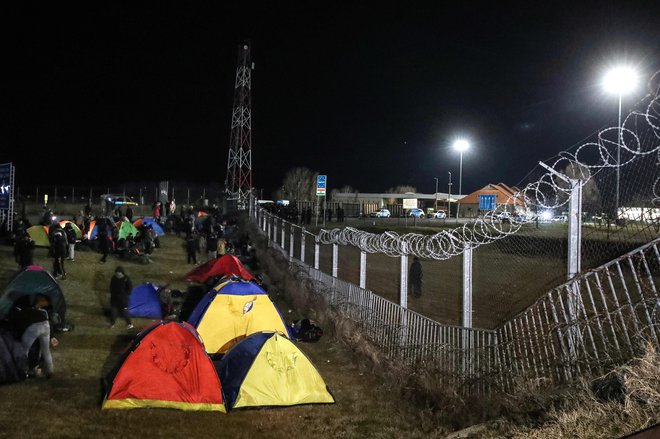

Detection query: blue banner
xmin=0 ymin=163 xmax=11 ymax=210
xmin=479 ymin=194 xmax=496 ymax=211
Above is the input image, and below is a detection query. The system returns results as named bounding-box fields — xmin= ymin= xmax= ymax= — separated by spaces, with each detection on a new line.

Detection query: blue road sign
xmin=316 ymin=175 xmax=327 ymax=196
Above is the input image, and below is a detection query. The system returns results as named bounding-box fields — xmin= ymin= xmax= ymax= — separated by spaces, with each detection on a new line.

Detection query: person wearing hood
xmin=109 ymin=266 xmax=133 ymax=329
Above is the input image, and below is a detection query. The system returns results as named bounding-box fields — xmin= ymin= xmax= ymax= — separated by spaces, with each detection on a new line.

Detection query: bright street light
xmin=603 ymin=66 xmax=638 ymax=95
xmin=603 ymin=65 xmax=638 ymax=219
xmin=452 ymin=139 xmax=470 ymax=219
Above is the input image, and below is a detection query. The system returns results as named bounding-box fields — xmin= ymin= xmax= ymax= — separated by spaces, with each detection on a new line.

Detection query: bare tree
xmin=279 ymin=167 xmax=319 ymax=202
xmin=330 ymin=185 xmax=358 ymax=201
xmin=384 ymin=185 xmax=417 ymax=204
xmin=559 ymin=163 xmax=601 ymax=209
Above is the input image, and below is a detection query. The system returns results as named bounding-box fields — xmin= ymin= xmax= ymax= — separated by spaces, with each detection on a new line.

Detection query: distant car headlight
xmin=540 ymin=211 xmax=553 ymax=221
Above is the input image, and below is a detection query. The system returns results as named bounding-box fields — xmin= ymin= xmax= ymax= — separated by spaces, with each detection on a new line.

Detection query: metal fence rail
xmin=255 ymin=206 xmax=660 ymax=395
xmin=496 ymin=236 xmax=660 ymax=390
xmin=255 ymin=208 xmax=499 ymax=393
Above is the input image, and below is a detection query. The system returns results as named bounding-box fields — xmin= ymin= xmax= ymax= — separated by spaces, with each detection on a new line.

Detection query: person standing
xmin=51 ymin=229 xmax=68 ymax=279
xmin=409 ymin=257 xmax=423 ymax=298
xmin=14 ymin=232 xmax=35 ymax=269
xmin=97 ymin=217 xmax=110 ymax=263
xmin=125 ymin=205 xmax=134 ymax=223
xmin=186 ymin=232 xmax=198 ymax=264
xmin=64 ymin=223 xmax=77 ymax=262
xmin=206 ymin=231 xmax=218 ymax=261
xmin=109 ymin=266 xmax=133 ymax=329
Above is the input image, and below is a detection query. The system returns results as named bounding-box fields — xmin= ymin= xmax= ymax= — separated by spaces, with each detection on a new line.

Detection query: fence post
xmin=281 ymin=220 xmax=286 ymax=248
xmin=289 ymin=226 xmax=295 ymax=260
xmin=463 ymin=243 xmax=474 ymax=375
xmin=463 ymin=244 xmax=473 ymax=328
xmin=399 ymin=242 xmax=409 ymax=347
xmin=400 ymin=242 xmax=408 ymax=309
xmin=300 ymin=229 xmax=306 ymax=264
xmin=273 ymin=218 xmax=278 ymax=244
xmin=268 ymin=215 xmax=272 ymax=241
xmin=314 ymin=239 xmax=320 ymax=270
xmin=332 ymin=243 xmax=338 ymax=278
xmin=360 ymin=250 xmax=367 ymax=289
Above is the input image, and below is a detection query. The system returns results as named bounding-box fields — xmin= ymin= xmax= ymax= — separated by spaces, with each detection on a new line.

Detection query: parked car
xmin=374 ymin=208 xmax=391 ymax=218
xmin=494 ymin=211 xmax=512 ymax=222
xmin=432 ymin=210 xmax=447 ymax=219
xmin=100 ymin=194 xmax=139 ymax=207
xmin=553 ymin=214 xmax=568 ymax=223
xmin=408 ymin=208 xmax=425 ymax=218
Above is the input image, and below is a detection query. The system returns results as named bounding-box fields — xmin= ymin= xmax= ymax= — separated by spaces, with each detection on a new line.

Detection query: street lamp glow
xmin=603 ymin=66 xmax=638 ymax=95
xmin=602 ymin=65 xmax=638 ymax=219
xmin=453 ymin=139 xmax=470 ymax=152
xmin=452 ymin=138 xmax=470 ymax=219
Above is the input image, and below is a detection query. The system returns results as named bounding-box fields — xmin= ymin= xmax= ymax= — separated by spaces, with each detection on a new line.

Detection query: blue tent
xmin=127 ymin=283 xmax=162 ymax=319
xmin=134 ymin=217 xmax=165 ymax=236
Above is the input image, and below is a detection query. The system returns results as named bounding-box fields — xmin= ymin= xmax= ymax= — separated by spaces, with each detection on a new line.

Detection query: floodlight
xmin=603 ymin=66 xmax=638 ymax=95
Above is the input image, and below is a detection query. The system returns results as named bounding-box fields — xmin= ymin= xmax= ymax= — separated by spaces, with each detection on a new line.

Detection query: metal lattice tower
xmin=225 ymin=42 xmax=253 ymax=210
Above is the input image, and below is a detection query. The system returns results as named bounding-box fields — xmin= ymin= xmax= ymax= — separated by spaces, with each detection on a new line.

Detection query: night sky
xmin=1 ymin=2 xmax=659 ymax=197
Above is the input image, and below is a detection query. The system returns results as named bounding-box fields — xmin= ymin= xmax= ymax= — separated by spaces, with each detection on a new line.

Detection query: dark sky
xmin=1 ymin=2 xmax=659 ymax=197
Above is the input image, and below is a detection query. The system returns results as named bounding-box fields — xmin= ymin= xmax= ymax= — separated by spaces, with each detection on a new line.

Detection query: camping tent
xmin=132 ymin=217 xmax=164 ymax=236
xmin=127 ymin=283 xmax=162 ymax=319
xmin=87 ymin=219 xmax=115 ymax=240
xmin=184 ymin=254 xmax=254 ymax=284
xmin=58 ymin=221 xmax=83 ymax=239
xmin=103 ymin=321 xmax=225 ymax=412
xmin=26 ymin=225 xmax=50 ymax=247
xmin=115 ymin=220 xmax=139 ymax=240
xmin=0 ymin=266 xmax=66 ymax=321
xmin=218 ymin=331 xmax=335 ymax=410
xmin=187 ymin=279 xmax=290 ymax=354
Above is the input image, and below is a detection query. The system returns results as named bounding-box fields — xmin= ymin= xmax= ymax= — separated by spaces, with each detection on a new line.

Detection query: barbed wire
xmin=316 ymin=70 xmax=660 ymax=260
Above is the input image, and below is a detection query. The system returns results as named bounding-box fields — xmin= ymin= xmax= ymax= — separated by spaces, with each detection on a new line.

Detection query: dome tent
xmin=218 ymin=331 xmax=335 ymax=410
xmin=103 ymin=321 xmax=225 ymax=412
xmin=186 ymin=279 xmax=289 ymax=355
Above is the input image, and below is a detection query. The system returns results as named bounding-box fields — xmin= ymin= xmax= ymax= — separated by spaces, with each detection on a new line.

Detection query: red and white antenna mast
xmin=225 ymin=41 xmax=253 ymax=210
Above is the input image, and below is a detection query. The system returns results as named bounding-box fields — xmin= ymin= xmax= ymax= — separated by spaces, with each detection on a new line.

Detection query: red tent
xmin=103 ymin=321 xmax=225 ymax=412
xmin=185 ymin=254 xmax=254 ymax=284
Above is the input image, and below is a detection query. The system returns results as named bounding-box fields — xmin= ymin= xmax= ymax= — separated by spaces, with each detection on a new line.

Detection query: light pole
xmin=603 ymin=66 xmax=637 ymax=220
xmin=447 ymin=171 xmax=452 ymax=217
xmin=434 ymin=177 xmax=439 ymax=212
xmin=452 ymin=139 xmax=470 ymax=219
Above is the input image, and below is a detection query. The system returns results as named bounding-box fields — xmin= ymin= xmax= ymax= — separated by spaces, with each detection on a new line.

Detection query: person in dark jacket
xmin=64 ymin=223 xmax=77 ymax=262
xmin=125 ymin=205 xmax=134 ymax=223
xmin=206 ymin=232 xmax=219 ymax=261
xmin=12 ymin=295 xmax=59 ymax=378
xmin=186 ymin=232 xmax=198 ymax=264
xmin=14 ymin=233 xmax=35 ymax=269
xmin=409 ymin=257 xmax=423 ymax=298
xmin=51 ymin=229 xmax=68 ymax=279
xmin=97 ymin=217 xmax=110 ymax=263
xmin=109 ymin=266 xmax=133 ymax=329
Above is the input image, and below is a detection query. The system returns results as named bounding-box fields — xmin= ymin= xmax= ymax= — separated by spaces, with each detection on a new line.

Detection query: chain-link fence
xmin=254 ymin=70 xmax=660 ymax=391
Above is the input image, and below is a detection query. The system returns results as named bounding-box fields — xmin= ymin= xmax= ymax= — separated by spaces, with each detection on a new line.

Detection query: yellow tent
xmin=187 ymin=280 xmax=290 ymax=354
xmin=218 ymin=332 xmax=335 ymax=409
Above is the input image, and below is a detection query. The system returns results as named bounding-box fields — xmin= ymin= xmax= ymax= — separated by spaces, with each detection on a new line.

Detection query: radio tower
xmin=225 ymin=42 xmax=253 ymax=210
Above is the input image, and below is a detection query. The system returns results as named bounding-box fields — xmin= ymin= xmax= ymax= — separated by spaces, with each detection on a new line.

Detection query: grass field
xmin=0 ymin=234 xmax=443 ymax=438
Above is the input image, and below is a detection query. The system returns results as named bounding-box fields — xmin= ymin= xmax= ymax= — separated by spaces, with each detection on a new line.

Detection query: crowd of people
xmin=1 ymin=199 xmax=263 ymax=384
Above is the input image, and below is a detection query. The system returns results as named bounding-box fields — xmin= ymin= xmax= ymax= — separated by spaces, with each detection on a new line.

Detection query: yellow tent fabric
xmin=196 ymin=294 xmax=289 ymax=354
xmin=102 ymin=398 xmax=225 ymax=412
xmin=234 ymin=333 xmax=335 ymax=408
xmin=27 ymin=225 xmax=50 ymax=247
